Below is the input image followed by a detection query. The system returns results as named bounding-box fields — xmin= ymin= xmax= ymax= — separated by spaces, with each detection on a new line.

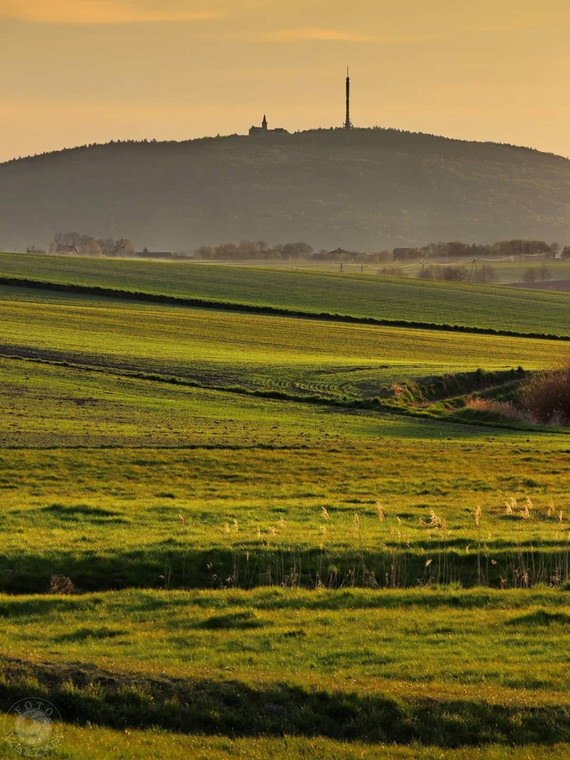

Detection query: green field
xmin=1 ymin=286 xmax=568 ymax=409
xmin=1 ymin=255 xmax=569 ymax=758
xmin=2 ymin=588 xmax=570 ymax=758
xmin=1 ymin=251 xmax=569 ymax=336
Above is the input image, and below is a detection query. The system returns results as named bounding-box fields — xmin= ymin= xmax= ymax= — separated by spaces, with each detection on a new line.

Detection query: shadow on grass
xmin=0 ymin=656 xmax=568 ymax=747
xmin=2 ymin=545 xmax=570 ymax=593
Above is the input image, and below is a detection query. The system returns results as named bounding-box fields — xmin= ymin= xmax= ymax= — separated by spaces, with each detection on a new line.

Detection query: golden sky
xmin=1 ymin=0 xmax=570 ymax=161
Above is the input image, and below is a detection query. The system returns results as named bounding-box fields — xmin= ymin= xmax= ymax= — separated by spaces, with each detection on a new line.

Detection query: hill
xmin=1 ymin=128 xmax=570 ymax=252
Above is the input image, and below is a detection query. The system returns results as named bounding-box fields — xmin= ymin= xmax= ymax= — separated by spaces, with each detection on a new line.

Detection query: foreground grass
xmin=0 ymin=252 xmax=569 ymax=336
xmin=3 ymin=723 xmax=569 ymax=760
xmin=1 ymin=588 xmax=569 ymax=755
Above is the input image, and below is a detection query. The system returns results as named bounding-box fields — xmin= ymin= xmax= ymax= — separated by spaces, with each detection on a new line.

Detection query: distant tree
xmin=522 ymin=267 xmax=537 ymax=283
xmin=113 ymin=239 xmax=135 ymax=256
xmin=494 ymin=239 xmax=551 ymax=257
xmin=439 ymin=265 xmax=470 ymax=282
xmin=393 ymin=247 xmax=419 ymax=261
xmin=83 ymin=237 xmax=102 ymax=256
xmin=473 ymin=264 xmax=497 ymax=284
xmin=100 ymin=237 xmax=115 ymax=256
xmin=279 ymin=242 xmax=313 ymax=258
xmin=550 ymin=242 xmax=561 ymax=258
xmin=538 ymin=264 xmax=550 ymax=281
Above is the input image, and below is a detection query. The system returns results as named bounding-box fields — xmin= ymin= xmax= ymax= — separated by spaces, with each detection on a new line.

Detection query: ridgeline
xmin=2 ymin=127 xmax=570 ymax=251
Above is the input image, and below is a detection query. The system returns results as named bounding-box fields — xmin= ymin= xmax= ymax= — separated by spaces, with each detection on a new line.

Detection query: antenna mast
xmin=344 ymin=66 xmax=353 ymax=130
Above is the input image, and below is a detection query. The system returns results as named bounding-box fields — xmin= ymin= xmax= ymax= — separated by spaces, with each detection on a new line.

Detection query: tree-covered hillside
xmin=2 ymin=128 xmax=570 ymax=252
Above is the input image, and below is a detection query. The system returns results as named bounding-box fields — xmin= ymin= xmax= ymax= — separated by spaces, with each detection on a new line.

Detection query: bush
xmin=473 ymin=265 xmax=497 ymax=284
xmin=465 ymin=397 xmax=529 ymax=422
xmin=520 ymin=368 xmax=570 ymax=425
xmin=49 ymin=575 xmax=75 ymax=594
xmin=522 ymin=267 xmax=537 ymax=283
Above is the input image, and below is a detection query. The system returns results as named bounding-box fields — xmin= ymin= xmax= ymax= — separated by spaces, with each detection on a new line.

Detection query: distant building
xmin=249 ymin=115 xmax=289 ymax=137
xmin=326 ymin=247 xmax=353 ymax=258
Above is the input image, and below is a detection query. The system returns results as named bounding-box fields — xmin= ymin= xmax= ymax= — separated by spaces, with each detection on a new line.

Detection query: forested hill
xmin=2 ymin=128 xmax=570 ymax=252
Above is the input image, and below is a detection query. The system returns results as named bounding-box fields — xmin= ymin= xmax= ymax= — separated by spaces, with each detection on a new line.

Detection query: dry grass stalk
xmin=430 ymin=510 xmax=443 ymax=529
xmin=505 ymin=498 xmax=516 ymax=516
xmin=522 ymin=498 xmax=532 ymax=519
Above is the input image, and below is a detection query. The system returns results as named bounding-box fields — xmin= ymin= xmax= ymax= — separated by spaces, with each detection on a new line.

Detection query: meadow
xmin=1 ymin=258 xmax=569 ymax=758
xmin=0 ymin=286 xmax=568 ymax=408
xmin=1 ymin=252 xmax=569 ymax=336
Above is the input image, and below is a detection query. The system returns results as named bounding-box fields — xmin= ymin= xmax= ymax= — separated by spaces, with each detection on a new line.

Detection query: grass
xmin=3 ymin=724 xmax=569 ymax=760
xmin=0 ymin=378 xmax=569 ymax=592
xmin=1 ymin=587 xmax=570 ymax=758
xmin=1 ymin=259 xmax=570 ymax=756
xmin=0 ymin=287 xmax=568 ymax=411
xmin=1 ymin=252 xmax=570 ymax=336
xmin=0 ymin=291 xmax=568 ymax=593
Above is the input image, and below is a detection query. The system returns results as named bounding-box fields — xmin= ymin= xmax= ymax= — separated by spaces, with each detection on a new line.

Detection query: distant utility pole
xmin=470 ymin=258 xmax=478 ymax=281
xmin=344 ymin=67 xmax=353 ymax=130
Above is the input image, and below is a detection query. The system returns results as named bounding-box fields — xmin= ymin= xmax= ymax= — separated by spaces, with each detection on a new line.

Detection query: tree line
xmin=394 ymin=239 xmax=565 ymax=261
xmin=194 ymin=238 xmax=569 ymax=263
xmin=49 ymin=232 xmax=136 ymax=257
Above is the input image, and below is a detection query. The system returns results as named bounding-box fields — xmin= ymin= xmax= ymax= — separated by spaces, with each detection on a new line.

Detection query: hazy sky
xmin=2 ymin=0 xmax=570 ymax=162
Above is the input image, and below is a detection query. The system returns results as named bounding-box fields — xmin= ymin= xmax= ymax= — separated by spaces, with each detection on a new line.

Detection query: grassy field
xmin=1 ymin=255 xmax=569 ymax=757
xmin=1 ymin=252 xmax=570 ymax=336
xmin=2 ymin=402 xmax=570 ymax=593
xmin=2 ymin=588 xmax=570 ymax=757
xmin=0 ymin=286 xmax=568 ymax=408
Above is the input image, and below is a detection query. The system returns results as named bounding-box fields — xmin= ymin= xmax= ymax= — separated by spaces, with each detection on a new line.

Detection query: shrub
xmin=520 ymin=368 xmax=570 ymax=425
xmin=522 ymin=267 xmax=537 ymax=283
xmin=49 ymin=575 xmax=75 ymax=594
xmin=465 ymin=397 xmax=529 ymax=422
xmin=473 ymin=264 xmax=497 ymax=284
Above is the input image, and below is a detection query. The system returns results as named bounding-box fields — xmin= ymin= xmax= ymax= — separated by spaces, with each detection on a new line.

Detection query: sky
xmin=1 ymin=0 xmax=570 ymax=162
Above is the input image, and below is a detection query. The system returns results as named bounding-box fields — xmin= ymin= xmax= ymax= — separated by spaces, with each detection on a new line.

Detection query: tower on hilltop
xmin=344 ymin=67 xmax=353 ymax=130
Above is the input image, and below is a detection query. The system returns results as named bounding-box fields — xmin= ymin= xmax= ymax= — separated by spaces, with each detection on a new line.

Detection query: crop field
xmin=1 ymin=256 xmax=569 ymax=758
xmin=1 ymin=251 xmax=570 ymax=336
xmin=0 ymin=286 xmax=568 ymax=408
